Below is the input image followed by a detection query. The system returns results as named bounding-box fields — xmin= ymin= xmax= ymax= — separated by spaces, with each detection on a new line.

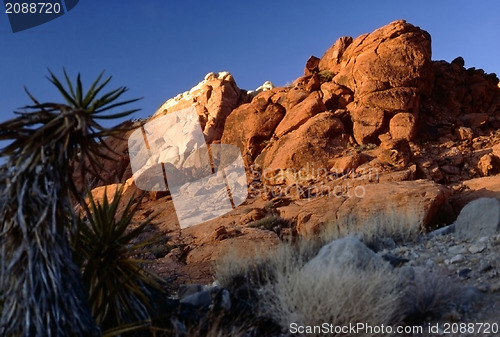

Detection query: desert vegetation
xmin=213 ymin=215 xmax=483 ymax=337
xmin=0 ymin=71 xmax=169 ymax=336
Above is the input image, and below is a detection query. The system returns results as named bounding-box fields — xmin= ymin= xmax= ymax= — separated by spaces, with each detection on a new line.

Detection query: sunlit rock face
xmin=153 ymin=71 xmax=246 ymax=144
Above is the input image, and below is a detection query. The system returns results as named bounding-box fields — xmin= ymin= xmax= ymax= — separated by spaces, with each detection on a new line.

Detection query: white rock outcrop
xmin=153 ymin=71 xmax=242 ymax=143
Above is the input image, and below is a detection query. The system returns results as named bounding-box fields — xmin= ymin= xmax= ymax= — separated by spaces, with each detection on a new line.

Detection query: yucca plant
xmin=0 ymin=70 xmax=140 ymax=336
xmin=72 ymin=186 xmax=165 ymax=336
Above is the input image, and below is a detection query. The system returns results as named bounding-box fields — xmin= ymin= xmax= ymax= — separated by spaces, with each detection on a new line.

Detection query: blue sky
xmin=1 ymin=1 xmax=499 ymax=125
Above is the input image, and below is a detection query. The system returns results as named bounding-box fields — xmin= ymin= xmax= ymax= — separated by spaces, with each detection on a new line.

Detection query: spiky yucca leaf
xmin=0 ymin=69 xmax=141 ymax=201
xmin=72 ymin=186 xmax=166 ymax=334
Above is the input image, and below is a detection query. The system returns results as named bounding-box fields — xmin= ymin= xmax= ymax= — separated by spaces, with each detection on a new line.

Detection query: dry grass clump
xmin=215 ymin=238 xmax=322 ymax=292
xmin=259 ymin=248 xmax=402 ymax=336
xmin=319 ymin=208 xmax=423 ymax=250
xmin=401 ymin=268 xmax=463 ymax=324
xmin=184 ymin=311 xmax=281 ymax=337
xmin=216 ymin=239 xmax=402 ymax=336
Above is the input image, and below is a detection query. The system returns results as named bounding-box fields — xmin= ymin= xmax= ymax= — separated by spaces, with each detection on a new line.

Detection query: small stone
xmin=468 ymin=243 xmax=487 ymax=254
xmin=211 ymin=226 xmax=228 ymax=241
xmin=450 ymin=254 xmax=465 ymax=264
xmin=448 ymin=245 xmax=467 ymax=255
xmin=381 ymin=253 xmax=409 ymax=267
xmin=177 ymin=284 xmax=204 ymax=299
xmin=455 ymin=126 xmax=474 ymax=141
xmin=477 ymin=283 xmax=490 ymax=292
xmin=490 ymin=280 xmax=500 ymax=292
xmin=479 ymin=261 xmax=493 ymax=273
xmin=180 ymin=289 xmax=212 ymax=308
xmin=441 ymin=165 xmax=460 ymax=175
xmin=458 ymin=268 xmax=472 ymax=279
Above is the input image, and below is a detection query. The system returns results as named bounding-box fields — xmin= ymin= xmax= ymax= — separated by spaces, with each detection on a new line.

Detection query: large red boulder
xmin=221 ymin=102 xmax=285 ymax=166
xmin=256 ymin=111 xmax=346 ymax=172
xmin=319 ymin=20 xmax=434 ymax=144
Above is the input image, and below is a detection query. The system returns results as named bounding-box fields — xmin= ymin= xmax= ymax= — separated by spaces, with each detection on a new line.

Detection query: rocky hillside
xmin=88 ymin=20 xmax=500 ymax=288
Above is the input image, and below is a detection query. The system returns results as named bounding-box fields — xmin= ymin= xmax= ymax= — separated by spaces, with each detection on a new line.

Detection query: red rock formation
xmin=153 ymin=72 xmax=246 ymax=144
xmin=319 ymin=20 xmax=434 ymax=144
xmin=82 ymin=20 xmax=500 ymax=287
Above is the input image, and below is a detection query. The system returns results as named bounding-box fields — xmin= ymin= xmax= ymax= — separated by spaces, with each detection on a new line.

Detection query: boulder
xmin=324 ymin=20 xmax=433 ymax=95
xmin=278 ymin=88 xmax=310 ymax=111
xmin=303 ymin=236 xmax=389 ymax=274
xmin=319 ymin=20 xmax=434 ymax=144
xmin=305 ymin=73 xmax=321 ymax=92
xmin=377 ymin=138 xmax=412 ymax=167
xmin=349 ymin=103 xmax=386 ymax=144
xmin=273 ymin=91 xmax=326 ymax=137
xmin=318 ymin=36 xmax=353 ymax=75
xmin=330 ymin=153 xmax=366 ymax=175
xmin=448 ymin=176 xmax=500 ymax=213
xmin=256 ymin=111 xmax=346 ymax=173
xmin=304 ymin=55 xmax=320 ymax=76
xmin=221 ymin=102 xmax=285 ymax=165
xmin=296 ymin=180 xmax=451 ymax=236
xmin=321 ymin=81 xmax=354 ymax=110
xmin=389 ymin=112 xmax=417 ymax=141
xmin=358 ymin=87 xmax=419 ymax=112
xmin=454 ymin=198 xmax=500 ymax=241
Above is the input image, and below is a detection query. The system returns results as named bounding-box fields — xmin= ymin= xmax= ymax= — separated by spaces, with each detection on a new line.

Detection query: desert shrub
xmin=0 ymin=70 xmax=139 ymax=336
xmin=217 ymin=237 xmax=403 ymax=336
xmin=212 ymin=246 xmax=294 ymax=337
xmin=215 ymin=248 xmax=276 ymax=293
xmin=319 ymin=208 xmax=423 ymax=250
xmin=72 ymin=186 xmax=168 ymax=335
xmin=361 ymin=209 xmax=423 ymax=246
xmin=185 ymin=311 xmax=282 ymax=337
xmin=215 ymin=209 xmax=469 ymax=337
xmin=264 ymin=266 xmax=402 ymax=336
xmin=215 ymin=226 xmax=473 ymax=336
xmin=318 ymin=70 xmax=334 ymax=82
xmin=215 ymin=236 xmax=331 ymax=295
xmin=247 ymin=215 xmax=288 ymax=231
xmin=256 ymin=239 xmax=402 ymax=337
xmin=401 ymin=268 xmax=461 ymax=324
